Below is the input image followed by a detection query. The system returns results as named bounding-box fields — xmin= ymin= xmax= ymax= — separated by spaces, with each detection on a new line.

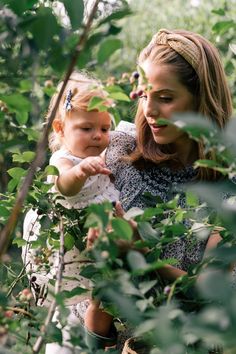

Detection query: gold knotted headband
xmin=150 ymin=28 xmax=201 ymax=72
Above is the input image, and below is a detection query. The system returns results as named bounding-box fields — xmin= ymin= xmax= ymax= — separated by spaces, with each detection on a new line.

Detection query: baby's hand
xmin=76 ymin=156 xmax=111 ymax=179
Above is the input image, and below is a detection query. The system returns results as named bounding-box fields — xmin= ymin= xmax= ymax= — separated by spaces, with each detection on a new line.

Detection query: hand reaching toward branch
xmin=76 ymin=156 xmax=111 ymax=179
xmin=56 ymin=156 xmax=111 ymax=197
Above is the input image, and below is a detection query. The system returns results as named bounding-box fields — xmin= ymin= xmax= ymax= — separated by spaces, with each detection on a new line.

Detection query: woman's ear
xmin=52 ymin=119 xmax=63 ymax=135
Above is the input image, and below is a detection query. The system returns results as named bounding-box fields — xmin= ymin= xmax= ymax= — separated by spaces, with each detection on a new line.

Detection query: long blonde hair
xmin=129 ymin=29 xmax=233 ymax=180
xmin=47 ymin=71 xmax=110 ymax=152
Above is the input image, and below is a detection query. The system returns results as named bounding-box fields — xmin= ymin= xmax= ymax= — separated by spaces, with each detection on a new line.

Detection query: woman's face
xmin=140 ymin=60 xmax=195 ymax=146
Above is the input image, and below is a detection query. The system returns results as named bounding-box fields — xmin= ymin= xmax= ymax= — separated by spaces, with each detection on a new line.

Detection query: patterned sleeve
xmin=105 ymin=131 xmax=136 ymax=178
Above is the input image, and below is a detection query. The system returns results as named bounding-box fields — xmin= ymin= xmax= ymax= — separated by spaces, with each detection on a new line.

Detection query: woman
xmin=85 ymin=28 xmax=233 ymax=351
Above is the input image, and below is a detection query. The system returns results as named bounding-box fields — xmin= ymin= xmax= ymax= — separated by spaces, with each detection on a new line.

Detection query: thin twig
xmin=6 ymin=306 xmax=34 ymax=319
xmin=7 ymin=261 xmax=30 ymax=297
xmin=32 ymin=214 xmax=65 ymax=353
xmin=0 ymin=0 xmax=100 ymax=259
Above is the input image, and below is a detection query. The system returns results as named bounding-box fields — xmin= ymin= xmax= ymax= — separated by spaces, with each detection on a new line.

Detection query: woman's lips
xmin=150 ymin=124 xmax=167 ymax=133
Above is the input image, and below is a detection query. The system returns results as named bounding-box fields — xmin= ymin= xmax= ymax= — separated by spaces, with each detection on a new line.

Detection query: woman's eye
xmin=139 ymin=94 xmax=147 ymax=100
xmin=159 ymin=96 xmax=172 ymax=102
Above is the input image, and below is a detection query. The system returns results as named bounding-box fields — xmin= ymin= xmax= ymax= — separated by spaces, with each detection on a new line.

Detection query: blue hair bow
xmin=64 ymin=89 xmax=73 ymax=111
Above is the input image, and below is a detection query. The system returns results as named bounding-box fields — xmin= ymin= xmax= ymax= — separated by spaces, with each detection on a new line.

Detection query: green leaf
xmin=16 ymin=111 xmax=28 ymax=125
xmin=142 ymin=207 xmax=164 ymax=219
xmin=87 ymin=96 xmax=108 ymax=112
xmin=108 ymin=106 xmax=121 ymax=126
xmin=12 ymin=238 xmax=27 ymax=247
xmin=59 ymin=287 xmax=88 ymax=299
xmin=19 ymin=79 xmax=33 ymax=93
xmin=43 ymin=86 xmax=57 ymax=97
xmin=105 ymin=85 xmax=124 ymax=94
xmin=111 ymin=218 xmax=133 ymax=241
xmin=3 ymin=0 xmax=38 ymax=15
xmin=12 ymin=151 xmax=35 ymax=163
xmin=64 ymin=233 xmax=75 ymax=251
xmin=127 ymin=250 xmax=148 ymax=271
xmin=7 ymin=167 xmax=26 ymax=179
xmin=0 ymin=206 xmax=11 ymax=218
xmin=98 ymin=7 xmax=132 ymax=26
xmin=165 ymin=223 xmax=187 ymax=236
xmin=45 ymin=322 xmax=62 ymax=343
xmin=45 ymin=165 xmax=59 ymax=176
xmin=22 ymin=7 xmax=60 ymax=50
xmin=7 ymin=178 xmax=19 ymax=192
xmin=123 ymin=207 xmax=144 ymax=220
xmin=139 ymin=280 xmax=158 ymax=295
xmin=108 ymin=91 xmax=130 ymax=102
xmin=23 ymin=127 xmax=40 ymax=141
xmin=211 ymin=8 xmax=225 ymax=16
xmin=108 ymin=24 xmax=122 ymax=36
xmin=138 ymin=221 xmax=160 ymax=244
xmin=186 ymin=191 xmax=199 ymax=207
xmin=212 ymin=20 xmax=235 ymax=35
xmin=0 ymin=94 xmax=32 ymax=125
xmin=172 ymin=113 xmax=215 ymax=140
xmin=62 ymin=0 xmax=84 ymax=30
xmin=86 ymin=203 xmax=111 ymax=229
xmin=194 ymin=160 xmax=228 ymax=175
xmin=97 ymin=39 xmax=123 ymax=64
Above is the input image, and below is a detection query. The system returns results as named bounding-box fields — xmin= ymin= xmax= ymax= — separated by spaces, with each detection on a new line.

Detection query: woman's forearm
xmin=157 ymin=264 xmax=187 ymax=282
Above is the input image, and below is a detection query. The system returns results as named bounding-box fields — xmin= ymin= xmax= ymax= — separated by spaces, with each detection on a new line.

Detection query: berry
xmin=137 ymin=89 xmax=143 ymax=97
xmin=132 ymin=71 xmax=140 ymax=80
xmin=21 ymin=288 xmax=31 ymax=296
xmin=121 ymin=72 xmax=129 ymax=80
xmin=44 ymin=80 xmax=53 ymax=88
xmin=4 ymin=310 xmax=14 ymax=318
xmin=101 ymin=251 xmax=109 ymax=259
xmin=164 ymin=286 xmax=171 ymax=295
xmin=129 ymin=91 xmax=138 ymax=100
xmin=106 ymin=76 xmax=116 ymax=86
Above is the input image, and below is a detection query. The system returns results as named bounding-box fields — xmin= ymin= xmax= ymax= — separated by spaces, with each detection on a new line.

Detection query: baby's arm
xmin=55 ymin=156 xmax=111 ymax=196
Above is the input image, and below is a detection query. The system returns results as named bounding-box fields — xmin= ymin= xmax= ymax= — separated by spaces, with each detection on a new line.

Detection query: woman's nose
xmin=144 ymin=100 xmax=159 ymax=119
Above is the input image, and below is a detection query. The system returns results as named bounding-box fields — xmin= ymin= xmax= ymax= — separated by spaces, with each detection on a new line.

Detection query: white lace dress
xmin=22 ymin=149 xmax=119 ymax=354
xmin=48 ymin=149 xmax=120 ymax=209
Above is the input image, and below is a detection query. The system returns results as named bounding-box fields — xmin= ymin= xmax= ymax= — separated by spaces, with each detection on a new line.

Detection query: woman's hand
xmin=114 ymin=201 xmax=139 ymax=239
xmin=86 ymin=227 xmax=100 ymax=249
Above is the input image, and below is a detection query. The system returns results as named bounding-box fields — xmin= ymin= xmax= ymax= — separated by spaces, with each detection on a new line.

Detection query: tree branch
xmin=32 ymin=214 xmax=65 ymax=353
xmin=0 ymin=0 xmax=100 ymax=259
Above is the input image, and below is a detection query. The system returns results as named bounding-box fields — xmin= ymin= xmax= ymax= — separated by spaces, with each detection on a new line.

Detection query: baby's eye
xmin=102 ymin=128 xmax=110 ymax=132
xmin=81 ymin=127 xmax=91 ymax=131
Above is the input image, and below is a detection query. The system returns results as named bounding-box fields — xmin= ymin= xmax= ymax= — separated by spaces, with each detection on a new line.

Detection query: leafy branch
xmin=32 ymin=214 xmax=65 ymax=354
xmin=0 ymin=0 xmax=100 ymax=259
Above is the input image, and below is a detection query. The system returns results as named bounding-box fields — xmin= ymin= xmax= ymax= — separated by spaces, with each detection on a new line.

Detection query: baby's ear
xmin=52 ymin=119 xmax=63 ymax=134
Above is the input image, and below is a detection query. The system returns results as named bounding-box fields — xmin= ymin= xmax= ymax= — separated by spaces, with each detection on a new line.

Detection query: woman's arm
xmin=157 ymin=232 xmax=222 ymax=282
xmin=204 ymin=231 xmax=222 ymax=253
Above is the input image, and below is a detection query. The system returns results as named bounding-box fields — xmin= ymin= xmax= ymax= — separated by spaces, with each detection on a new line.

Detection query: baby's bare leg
xmin=84 ymin=299 xmax=113 ymax=337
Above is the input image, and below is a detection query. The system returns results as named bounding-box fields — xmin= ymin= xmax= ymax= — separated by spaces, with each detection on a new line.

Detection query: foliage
xmin=0 ymin=0 xmax=236 ymax=353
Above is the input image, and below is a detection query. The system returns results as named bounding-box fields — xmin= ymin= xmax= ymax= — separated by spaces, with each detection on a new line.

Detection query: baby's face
xmin=62 ymin=109 xmax=111 ymax=158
